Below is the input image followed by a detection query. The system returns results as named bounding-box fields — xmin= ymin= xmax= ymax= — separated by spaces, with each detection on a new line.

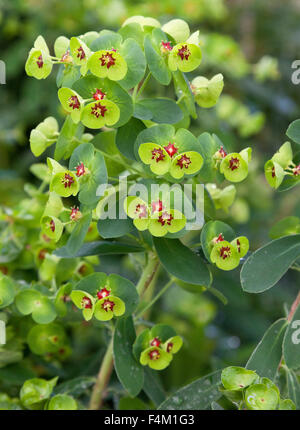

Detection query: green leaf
xmin=154 ymin=237 xmax=211 ymax=287
xmin=286 ymin=369 xmax=300 ymax=409
xmin=158 ymin=370 xmax=222 ymax=410
xmin=64 ymin=213 xmax=92 ymax=256
xmin=116 ymin=118 xmax=145 ymax=160
xmin=286 ymin=119 xmax=300 ymax=144
xmin=200 ymin=220 xmax=235 ymax=262
xmin=134 ymin=98 xmax=183 ymax=124
xmin=113 ymin=317 xmax=144 ymax=397
xmin=246 ymin=318 xmax=288 ymax=380
xmin=69 ymin=143 xmax=107 ymax=207
xmin=54 ymin=116 xmax=83 ymax=161
xmin=54 ymin=241 xmax=144 ymax=258
xmin=97 ymin=211 xmax=134 ymax=239
xmin=144 ymin=33 xmax=171 ymax=85
xmin=143 ymin=368 xmax=166 ymax=407
xmin=54 ymin=376 xmax=96 ymax=397
xmin=269 ymin=217 xmax=300 ymax=239
xmin=118 ymin=38 xmax=146 ymax=90
xmin=241 ymin=235 xmax=300 ymax=293
xmin=283 ymin=303 xmax=300 ymax=369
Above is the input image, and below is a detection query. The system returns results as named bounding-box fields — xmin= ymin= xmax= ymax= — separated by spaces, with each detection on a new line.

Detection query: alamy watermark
xmin=95 ymin=175 xmax=205 ymax=231
xmin=0 ymin=321 xmax=6 ymax=345
xmin=0 ymin=60 xmax=6 ymax=84
xmin=291 ymin=319 xmax=300 ymax=345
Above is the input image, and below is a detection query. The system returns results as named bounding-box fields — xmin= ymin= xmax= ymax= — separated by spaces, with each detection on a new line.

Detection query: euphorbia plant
xmin=10 ymin=15 xmax=299 ymax=412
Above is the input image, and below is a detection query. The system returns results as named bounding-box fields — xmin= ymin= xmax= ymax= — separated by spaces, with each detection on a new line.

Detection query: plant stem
xmin=136 ymin=253 xmax=160 ymax=296
xmin=136 ymin=72 xmax=151 ymax=100
xmin=89 ymin=337 xmax=114 ymax=410
xmin=287 ymin=290 xmax=300 ymax=322
xmin=135 ymin=278 xmax=174 ymax=320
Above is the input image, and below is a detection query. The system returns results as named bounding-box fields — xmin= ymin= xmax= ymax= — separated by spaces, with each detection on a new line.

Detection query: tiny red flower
xmin=219 ymin=146 xmax=227 ymax=158
xmin=229 ymin=157 xmax=240 ymax=171
xmin=176 ymin=154 xmax=191 ymax=169
xmin=135 ymin=203 xmax=148 ymax=218
xmin=99 ymin=51 xmax=116 ymax=69
xmin=293 ymin=164 xmax=300 ymax=176
xmin=149 ymin=348 xmax=160 ymax=361
xmin=151 ymin=200 xmax=164 ymax=213
xmin=150 ymin=337 xmax=161 ymax=347
xmin=70 ymin=206 xmax=80 ymax=221
xmin=62 ymin=173 xmax=75 ymax=188
xmin=50 ymin=219 xmax=55 ymax=232
xmin=161 ymin=41 xmax=173 ymax=52
xmin=82 ymin=296 xmax=92 ymax=309
xmin=77 ymin=46 xmax=86 ymax=60
xmin=36 ymin=55 xmax=44 ymax=68
xmin=166 ymin=342 xmax=173 ymax=353
xmin=76 ymin=162 xmax=86 ymax=177
xmin=151 ymin=148 xmax=165 ymax=162
xmin=38 ymin=249 xmax=48 ymax=260
xmin=91 ymin=102 xmax=107 ymax=118
xmin=102 ymin=298 xmax=115 ymax=312
xmin=177 ymin=45 xmax=191 ymax=61
xmin=93 ymin=89 xmax=106 ymax=101
xmin=164 ymin=143 xmax=178 ymax=158
xmin=220 ymin=246 xmax=231 ymax=260
xmin=158 ymin=211 xmax=174 ymax=226
xmin=68 ymin=95 xmax=81 ymax=110
xmin=214 ymin=233 xmax=225 ymax=244
xmin=97 ymin=288 xmax=111 ymax=300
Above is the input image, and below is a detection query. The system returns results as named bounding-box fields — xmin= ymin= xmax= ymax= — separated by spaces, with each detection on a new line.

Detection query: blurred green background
xmin=1 ymin=0 xmax=300 ymax=398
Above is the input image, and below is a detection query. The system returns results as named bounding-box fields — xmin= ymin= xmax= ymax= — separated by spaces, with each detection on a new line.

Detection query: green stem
xmin=89 ymin=337 xmax=114 ymax=410
xmin=135 ymin=278 xmax=174 ymax=320
xmin=136 ymin=72 xmax=151 ymax=100
xmin=136 ymin=253 xmax=160 ymax=296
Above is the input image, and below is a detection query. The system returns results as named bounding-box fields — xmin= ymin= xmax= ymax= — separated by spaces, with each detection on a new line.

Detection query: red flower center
xmin=38 ymin=249 xmax=47 ymax=260
xmin=36 ymin=55 xmax=44 ymax=68
xmin=293 ymin=164 xmax=300 ymax=176
xmin=82 ymin=296 xmax=92 ymax=309
xmin=150 ymin=337 xmax=161 ymax=347
xmin=151 ymin=148 xmax=165 ymax=163
xmin=164 ymin=143 xmax=178 ymax=158
xmin=135 ymin=203 xmax=148 ymax=218
xmin=93 ymin=89 xmax=106 ymax=101
xmin=76 ymin=162 xmax=86 ymax=177
xmin=236 ymin=239 xmax=241 ymax=253
xmin=102 ymin=298 xmax=115 ymax=312
xmin=158 ymin=211 xmax=174 ymax=226
xmin=215 ymin=233 xmax=225 ymax=243
xmin=77 ymin=46 xmax=86 ymax=60
xmin=68 ymin=95 xmax=80 ymax=110
xmin=149 ymin=348 xmax=160 ymax=360
xmin=219 ymin=146 xmax=227 ymax=158
xmin=161 ymin=41 xmax=173 ymax=52
xmin=62 ymin=173 xmax=75 ymax=188
xmin=271 ymin=167 xmax=276 ymax=178
xmin=97 ymin=288 xmax=111 ymax=300
xmin=176 ymin=154 xmax=191 ymax=169
xmin=151 ymin=200 xmax=164 ymax=213
xmin=91 ymin=102 xmax=107 ymax=118
xmin=177 ymin=45 xmax=191 ymax=61
xmin=166 ymin=342 xmax=173 ymax=353
xmin=100 ymin=51 xmax=116 ymax=69
xmin=50 ymin=219 xmax=55 ymax=232
xmin=229 ymin=157 xmax=240 ymax=171
xmin=220 ymin=246 xmax=231 ymax=260
xmin=70 ymin=206 xmax=80 ymax=220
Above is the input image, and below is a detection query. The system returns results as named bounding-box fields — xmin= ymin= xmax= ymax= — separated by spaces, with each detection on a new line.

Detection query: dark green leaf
xmin=158 ymin=370 xmax=222 ymax=410
xmin=154 ymin=238 xmax=211 ymax=287
xmin=134 ymin=98 xmax=183 ymax=124
xmin=283 ymin=303 xmax=300 ymax=369
xmin=116 ymin=118 xmax=145 ymax=160
xmin=54 ymin=240 xmax=144 ymax=258
xmin=241 ymin=235 xmax=300 ymax=293
xmin=113 ymin=317 xmax=144 ymax=397
xmin=286 ymin=119 xmax=300 ymax=144
xmin=286 ymin=369 xmax=300 ymax=409
xmin=246 ymin=318 xmax=288 ymax=380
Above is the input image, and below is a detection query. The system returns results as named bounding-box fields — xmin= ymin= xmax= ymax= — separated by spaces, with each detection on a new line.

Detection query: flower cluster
xmin=133 ymin=325 xmax=183 ymax=371
xmin=214 ymin=146 xmax=252 ymax=183
xmin=125 ymin=196 xmax=186 ymax=237
xmin=220 ymin=366 xmax=296 ymax=410
xmin=209 ymin=232 xmax=249 ymax=271
xmin=264 ymin=141 xmax=300 ymax=189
